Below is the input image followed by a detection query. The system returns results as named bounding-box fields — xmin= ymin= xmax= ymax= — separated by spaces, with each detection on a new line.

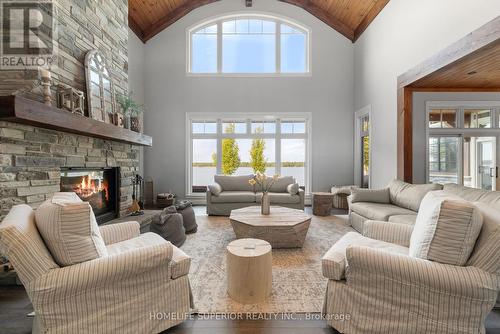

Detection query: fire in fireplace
xmin=60 ymin=167 xmax=119 ymax=224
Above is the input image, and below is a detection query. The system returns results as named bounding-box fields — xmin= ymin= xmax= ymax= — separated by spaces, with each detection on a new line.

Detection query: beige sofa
xmin=348 ymin=179 xmax=442 ymax=232
xmin=323 ymin=185 xmax=500 ymax=333
xmin=0 ymin=204 xmax=193 ymax=334
xmin=206 ymin=174 xmax=305 ymax=216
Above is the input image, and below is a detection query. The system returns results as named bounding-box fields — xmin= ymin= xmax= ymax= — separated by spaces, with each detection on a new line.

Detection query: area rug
xmin=179 ymin=213 xmax=353 ymax=313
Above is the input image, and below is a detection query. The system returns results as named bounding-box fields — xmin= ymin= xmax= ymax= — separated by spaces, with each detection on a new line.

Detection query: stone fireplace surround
xmin=0 ymin=120 xmax=139 ymax=221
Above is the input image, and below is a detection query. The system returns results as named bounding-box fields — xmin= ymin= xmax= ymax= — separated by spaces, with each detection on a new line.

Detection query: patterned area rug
xmin=179 ymin=213 xmax=353 ymax=313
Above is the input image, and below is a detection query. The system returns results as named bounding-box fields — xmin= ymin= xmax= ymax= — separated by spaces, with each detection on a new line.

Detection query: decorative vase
xmin=123 ymin=115 xmax=131 ymax=129
xmin=261 ymin=192 xmax=270 ymax=215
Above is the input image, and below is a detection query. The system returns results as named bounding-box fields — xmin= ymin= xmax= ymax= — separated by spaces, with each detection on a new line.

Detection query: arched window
xmin=188 ymin=14 xmax=310 ymax=74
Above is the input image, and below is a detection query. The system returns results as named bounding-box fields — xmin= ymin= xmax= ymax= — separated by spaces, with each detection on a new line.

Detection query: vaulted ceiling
xmin=129 ymin=0 xmax=390 ymax=43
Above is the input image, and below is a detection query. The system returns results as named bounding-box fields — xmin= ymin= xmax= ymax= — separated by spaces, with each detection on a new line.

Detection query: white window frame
xmin=186 ymin=112 xmax=312 ymax=198
xmin=186 ymin=12 xmax=311 ymax=77
xmin=354 ymin=105 xmax=371 ymax=188
xmin=425 ymin=101 xmax=500 ymax=184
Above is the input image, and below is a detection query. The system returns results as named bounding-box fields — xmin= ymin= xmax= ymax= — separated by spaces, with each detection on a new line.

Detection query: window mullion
xmin=276 ymin=119 xmax=281 ymax=176
xmin=216 ymin=119 xmax=222 ymax=174
xmin=276 ymin=20 xmax=281 ymax=74
xmin=217 ymin=21 xmax=222 ymax=73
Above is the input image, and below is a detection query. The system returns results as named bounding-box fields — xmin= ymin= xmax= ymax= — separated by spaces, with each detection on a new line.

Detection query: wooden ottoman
xmin=226 ymin=238 xmax=272 ymax=304
xmin=312 ymin=192 xmax=335 ymax=216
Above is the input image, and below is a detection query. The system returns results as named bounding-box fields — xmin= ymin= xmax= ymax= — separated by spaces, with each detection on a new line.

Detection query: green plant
xmin=116 ymin=91 xmax=143 ymax=117
xmin=250 ymin=127 xmax=267 ymax=173
xmin=221 ymin=123 xmax=240 ymax=175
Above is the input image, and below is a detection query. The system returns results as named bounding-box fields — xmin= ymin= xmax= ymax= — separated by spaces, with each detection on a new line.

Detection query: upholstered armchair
xmin=0 ymin=204 xmax=193 ymax=334
xmin=323 ymin=196 xmax=500 ymax=334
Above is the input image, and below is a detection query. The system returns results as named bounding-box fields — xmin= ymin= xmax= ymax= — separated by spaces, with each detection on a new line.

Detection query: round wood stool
xmin=226 ymin=238 xmax=272 ymax=304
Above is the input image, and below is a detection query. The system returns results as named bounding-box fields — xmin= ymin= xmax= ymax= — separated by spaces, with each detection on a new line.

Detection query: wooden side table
xmin=226 ymin=238 xmax=272 ymax=304
xmin=312 ymin=192 xmax=335 ymax=216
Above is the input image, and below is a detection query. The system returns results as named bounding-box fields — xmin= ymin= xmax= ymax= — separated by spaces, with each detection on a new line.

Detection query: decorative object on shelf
xmin=84 ymin=50 xmax=117 ymax=124
xmin=157 ymin=192 xmax=175 ymax=209
xmin=56 ymin=84 xmax=85 ymax=115
xmin=249 ymin=172 xmax=279 ymax=215
xmin=116 ymin=91 xmax=144 ymax=132
xmin=129 ymin=174 xmax=144 ymax=215
xmin=40 ymin=68 xmax=52 ymax=106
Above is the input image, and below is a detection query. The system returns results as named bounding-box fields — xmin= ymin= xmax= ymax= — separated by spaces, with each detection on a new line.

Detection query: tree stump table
xmin=226 ymin=238 xmax=272 ymax=304
xmin=312 ymin=192 xmax=335 ymax=216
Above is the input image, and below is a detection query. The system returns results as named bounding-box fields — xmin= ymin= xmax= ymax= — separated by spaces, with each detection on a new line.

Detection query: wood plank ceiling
xmin=129 ymin=0 xmax=390 ymax=43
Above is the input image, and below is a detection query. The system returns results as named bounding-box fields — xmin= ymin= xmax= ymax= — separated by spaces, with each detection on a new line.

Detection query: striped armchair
xmin=0 ymin=204 xmax=193 ymax=334
xmin=323 ymin=211 xmax=500 ymax=333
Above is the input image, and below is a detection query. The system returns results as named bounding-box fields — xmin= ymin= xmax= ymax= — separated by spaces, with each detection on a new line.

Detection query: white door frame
xmin=354 ymin=105 xmax=372 ymax=188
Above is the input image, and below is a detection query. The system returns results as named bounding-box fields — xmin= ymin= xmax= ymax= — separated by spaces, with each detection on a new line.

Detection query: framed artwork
xmin=84 ymin=50 xmax=119 ymax=125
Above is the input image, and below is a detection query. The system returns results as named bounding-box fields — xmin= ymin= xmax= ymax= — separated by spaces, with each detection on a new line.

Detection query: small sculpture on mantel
xmin=57 ymin=84 xmax=85 ymax=115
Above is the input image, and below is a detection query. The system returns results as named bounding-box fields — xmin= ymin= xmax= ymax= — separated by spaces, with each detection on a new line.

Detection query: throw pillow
xmin=208 ymin=183 xmax=222 ymax=196
xmin=349 ymin=187 xmax=390 ymax=204
xmin=35 ymin=193 xmax=108 ymax=267
xmin=287 ymin=183 xmax=299 ymax=195
xmin=409 ymin=191 xmax=483 ymax=266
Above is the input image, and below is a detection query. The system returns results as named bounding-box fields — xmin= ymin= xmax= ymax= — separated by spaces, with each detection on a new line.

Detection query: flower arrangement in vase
xmin=249 ymin=172 xmax=279 ymax=215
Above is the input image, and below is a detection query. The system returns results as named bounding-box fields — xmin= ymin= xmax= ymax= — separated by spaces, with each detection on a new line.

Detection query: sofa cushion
xmin=409 ymin=191 xmax=483 ymax=266
xmin=388 ymin=214 xmax=417 ymax=225
xmin=443 ymin=183 xmax=500 ymax=211
xmin=389 ymin=179 xmax=443 ymax=211
xmin=214 ymin=174 xmax=255 ymax=191
xmin=256 ymin=192 xmax=301 ymax=204
xmin=268 ymin=176 xmax=295 ymax=192
xmin=107 ymin=232 xmax=190 ymax=279
xmin=35 ymin=193 xmax=108 ymax=267
xmin=466 ymin=202 xmax=500 ymax=274
xmin=208 ymin=183 xmax=222 ymax=196
xmin=287 ymin=183 xmax=299 ymax=195
xmin=350 ymin=202 xmax=416 ymax=221
xmin=350 ymin=188 xmax=390 ymax=204
xmin=322 ymin=231 xmax=408 ymax=280
xmin=210 ymin=191 xmax=256 ymax=203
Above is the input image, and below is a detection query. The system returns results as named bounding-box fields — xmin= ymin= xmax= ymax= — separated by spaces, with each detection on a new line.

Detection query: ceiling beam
xmin=141 ymin=0 xmax=220 ymax=43
xmin=353 ymin=0 xmax=390 ymax=42
xmin=128 ymin=15 xmax=145 ymax=43
xmin=278 ymin=0 xmax=354 ymax=41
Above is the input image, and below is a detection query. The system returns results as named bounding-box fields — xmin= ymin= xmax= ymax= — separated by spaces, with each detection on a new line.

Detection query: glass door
xmin=360 ymin=115 xmax=370 ymax=188
xmin=477 ymin=137 xmax=497 ymax=190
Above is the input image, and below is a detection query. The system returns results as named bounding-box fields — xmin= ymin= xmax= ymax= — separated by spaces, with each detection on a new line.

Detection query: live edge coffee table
xmin=229 ymin=206 xmax=312 ymax=248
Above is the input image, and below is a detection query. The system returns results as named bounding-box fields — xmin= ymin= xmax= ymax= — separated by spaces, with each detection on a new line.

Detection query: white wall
xmin=354 ymin=0 xmax=500 ymax=188
xmin=142 ymin=0 xmax=354 ymax=198
xmin=412 ymin=91 xmax=500 ymax=183
xmin=128 ymin=28 xmax=145 ymax=175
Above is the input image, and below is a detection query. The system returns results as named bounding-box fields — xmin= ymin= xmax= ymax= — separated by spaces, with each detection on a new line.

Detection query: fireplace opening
xmin=60 ymin=167 xmax=119 ymax=224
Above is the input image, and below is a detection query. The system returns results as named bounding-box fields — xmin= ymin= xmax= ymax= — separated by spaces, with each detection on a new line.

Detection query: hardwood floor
xmin=1 ymin=284 xmax=500 ymax=333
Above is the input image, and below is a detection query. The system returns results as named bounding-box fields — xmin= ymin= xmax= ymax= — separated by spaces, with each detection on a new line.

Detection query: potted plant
xmin=249 ymin=172 xmax=279 ymax=215
xmin=116 ymin=92 xmax=144 ymax=132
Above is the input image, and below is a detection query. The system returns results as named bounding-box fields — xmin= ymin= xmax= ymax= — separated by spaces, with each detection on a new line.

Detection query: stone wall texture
xmin=0 ymin=0 xmax=129 ymax=107
xmin=0 ymin=0 xmax=134 ymax=220
xmin=0 ymin=121 xmax=139 ymax=220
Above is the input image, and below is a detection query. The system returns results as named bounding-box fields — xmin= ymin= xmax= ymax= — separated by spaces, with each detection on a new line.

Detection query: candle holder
xmin=41 ymin=75 xmax=52 ymax=106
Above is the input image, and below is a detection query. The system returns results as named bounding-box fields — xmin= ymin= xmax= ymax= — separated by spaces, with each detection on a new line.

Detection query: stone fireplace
xmin=0 ymin=0 xmax=137 ymax=221
xmin=60 ymin=167 xmax=120 ymax=224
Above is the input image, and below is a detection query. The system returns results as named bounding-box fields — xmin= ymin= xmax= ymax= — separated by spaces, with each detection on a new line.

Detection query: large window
xmin=426 ymin=102 xmax=499 ymax=190
xmin=187 ymin=114 xmax=311 ymax=195
xmin=188 ymin=14 xmax=309 ymax=75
